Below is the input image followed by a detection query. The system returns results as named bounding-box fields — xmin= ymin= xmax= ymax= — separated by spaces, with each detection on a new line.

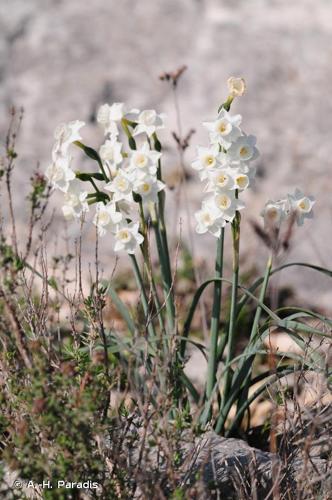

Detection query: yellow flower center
xmin=217 ymin=174 xmax=228 ymax=186
xmin=116 ymin=177 xmax=129 ymax=191
xmin=204 ymin=155 xmax=215 ymax=168
xmin=216 ymin=194 xmax=231 ymax=210
xmin=98 ymin=212 xmax=110 ymax=225
xmin=239 ymin=146 xmax=249 ymax=158
xmin=236 ymin=175 xmax=248 ymax=189
xmin=218 ymin=122 xmax=227 ymax=133
xmin=203 ymin=213 xmax=212 ymax=224
xmin=117 ymin=229 xmax=131 ymax=242
xmin=298 ymin=198 xmax=310 ymax=212
xmin=267 ymin=207 xmax=278 ymax=219
xmin=141 ymin=183 xmax=151 ymax=193
xmin=135 ymin=153 xmax=148 ymax=168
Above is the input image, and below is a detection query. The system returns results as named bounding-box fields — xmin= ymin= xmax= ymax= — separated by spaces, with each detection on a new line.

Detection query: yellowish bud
xmin=227 ymin=77 xmax=247 ymax=97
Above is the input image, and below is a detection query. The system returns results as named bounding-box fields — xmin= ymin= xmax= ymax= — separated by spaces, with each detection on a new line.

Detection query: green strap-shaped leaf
xmin=182 ymin=262 xmax=332 ymax=358
xmin=103 ymin=281 xmax=136 ymax=336
xmin=180 ymin=277 xmax=232 ymax=358
xmin=274 ymin=307 xmax=332 ymax=327
xmin=237 ymin=262 xmax=332 ymax=315
xmin=223 ymin=365 xmax=298 ymax=436
xmin=179 ymin=371 xmax=200 ymax=404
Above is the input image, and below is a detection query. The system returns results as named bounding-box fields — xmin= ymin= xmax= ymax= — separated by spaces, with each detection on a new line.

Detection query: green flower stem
xmin=98 ymin=161 xmax=109 ymax=184
xmin=202 ymin=227 xmax=225 ymax=424
xmin=150 ymin=204 xmax=176 ymax=332
xmin=152 ymin=132 xmax=162 ymax=155
xmin=157 ymin=191 xmax=172 ymax=299
xmin=87 ymin=177 xmax=108 ymax=205
xmin=138 ymin=201 xmax=166 ymax=336
xmin=89 ymin=177 xmax=101 ymax=194
xmin=150 ymin=134 xmax=176 ymax=332
xmin=234 ymin=252 xmax=273 ymax=421
xmin=129 ymin=254 xmax=156 ymax=340
xmin=218 ymin=95 xmax=234 ymax=113
xmin=154 ymin=221 xmax=176 ymax=332
xmin=221 ymin=211 xmax=241 ymax=428
xmin=152 ymin=133 xmax=173 ymax=300
xmin=138 ymin=200 xmax=147 ymax=235
xmin=216 ymin=328 xmax=228 ymax=363
xmin=248 ymin=253 xmax=273 ymax=344
xmin=145 ymin=261 xmax=166 ymax=336
xmin=159 ymin=206 xmax=173 ymax=289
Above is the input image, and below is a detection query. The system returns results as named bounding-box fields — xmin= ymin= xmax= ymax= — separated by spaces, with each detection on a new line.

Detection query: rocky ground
xmin=1 ymin=0 xmax=332 ymax=311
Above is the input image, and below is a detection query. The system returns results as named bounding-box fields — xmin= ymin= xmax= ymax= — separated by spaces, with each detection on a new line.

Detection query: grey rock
xmin=178 ymin=431 xmax=331 ymax=499
xmin=179 ymin=432 xmax=284 ymax=498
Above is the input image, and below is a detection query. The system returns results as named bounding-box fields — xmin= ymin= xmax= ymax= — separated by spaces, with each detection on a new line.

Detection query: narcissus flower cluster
xmin=46 ymin=82 xmax=316 ymax=257
xmin=45 ymin=103 xmax=166 ymax=254
xmin=192 ymin=107 xmax=259 ymax=237
xmin=261 ymin=189 xmax=315 ymax=227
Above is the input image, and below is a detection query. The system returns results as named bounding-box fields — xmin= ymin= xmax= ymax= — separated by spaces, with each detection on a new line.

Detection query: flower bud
xmin=227 ymin=77 xmax=246 ymax=97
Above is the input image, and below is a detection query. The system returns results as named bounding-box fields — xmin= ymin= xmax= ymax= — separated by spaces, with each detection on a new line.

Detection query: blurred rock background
xmin=0 ymin=0 xmax=332 ymax=311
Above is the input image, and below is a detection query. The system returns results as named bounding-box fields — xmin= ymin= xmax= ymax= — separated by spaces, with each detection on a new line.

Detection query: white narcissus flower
xmin=227 ymin=134 xmax=259 ymax=163
xmin=192 ymin=145 xmax=222 ymax=181
xmin=93 ymin=202 xmax=123 ymax=237
xmin=203 ymin=109 xmax=242 ymax=149
xmin=53 ymin=120 xmax=85 ymax=156
xmin=131 ymin=109 xmax=166 ymax=138
xmin=212 ymin=192 xmax=245 ymax=222
xmin=261 ymin=199 xmax=288 ymax=226
xmin=47 ymin=120 xmax=85 ymax=192
xmin=114 ymin=221 xmax=144 ymax=254
xmin=288 ymin=189 xmax=315 ymax=226
xmin=99 ymin=138 xmax=123 ymax=175
xmin=230 ymin=168 xmax=252 ymax=191
xmin=232 ymin=172 xmax=249 ymax=191
xmin=45 ymin=156 xmax=76 ymax=192
xmin=62 ymin=181 xmax=89 ymax=220
xmin=205 ymin=168 xmax=235 ymax=193
xmin=195 ymin=201 xmax=226 ymax=237
xmin=104 ymin=171 xmax=134 ymax=203
xmin=134 ymin=175 xmax=165 ymax=204
xmin=205 ymin=167 xmax=253 ymax=194
xmin=129 ymin=143 xmax=161 ymax=178
xmin=192 ymin=101 xmax=260 ymax=238
xmin=97 ymin=103 xmax=125 ymax=137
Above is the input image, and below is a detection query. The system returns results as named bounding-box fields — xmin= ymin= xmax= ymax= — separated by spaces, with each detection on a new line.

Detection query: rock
xmin=179 ymin=432 xmax=285 ymax=498
xmin=178 ymin=431 xmax=331 ymax=499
